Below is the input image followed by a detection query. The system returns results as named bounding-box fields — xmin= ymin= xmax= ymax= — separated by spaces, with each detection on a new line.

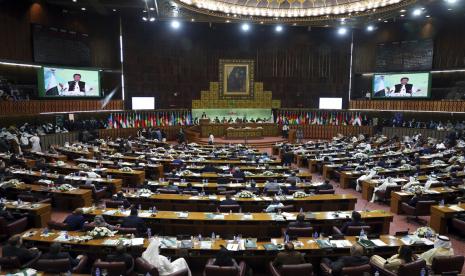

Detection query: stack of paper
xmin=449 ymin=205 xmax=465 ymax=212
xmin=330 ymin=240 xmax=352 ymax=248
xmin=371 ymin=239 xmax=387 ymax=247
xmin=102 ymin=239 xmax=120 ymax=246
xmin=200 ymin=241 xmax=212 ymax=249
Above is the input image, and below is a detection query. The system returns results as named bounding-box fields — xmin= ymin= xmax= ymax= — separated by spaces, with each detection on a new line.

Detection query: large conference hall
xmin=1 ymin=0 xmax=465 ymax=275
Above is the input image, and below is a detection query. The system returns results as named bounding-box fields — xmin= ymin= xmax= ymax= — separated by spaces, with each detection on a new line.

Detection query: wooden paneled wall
xmin=349 ymin=100 xmax=465 ymax=112
xmin=123 ymin=21 xmax=351 ymax=109
xmin=0 ymin=100 xmax=123 ymax=116
xmin=382 ymin=127 xmax=448 ymax=140
xmin=288 ymin=125 xmax=374 ymax=139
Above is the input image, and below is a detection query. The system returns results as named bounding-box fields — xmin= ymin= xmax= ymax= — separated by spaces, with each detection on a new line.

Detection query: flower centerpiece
xmin=236 ymin=190 xmax=256 ymax=198
xmin=0 ymin=179 xmax=22 ymax=189
xmin=414 ymin=226 xmax=435 ymax=238
xmin=137 ymin=189 xmax=153 ymax=197
xmin=137 ymin=155 xmax=145 ymax=159
xmin=112 ymin=153 xmax=124 ymax=158
xmin=56 ymin=160 xmax=66 ymax=167
xmin=55 ymin=184 xmax=75 ymax=192
xmin=77 ymin=163 xmax=90 ymax=170
xmin=179 ymin=170 xmax=193 ymax=176
xmin=87 ymin=227 xmax=116 ymax=239
xmin=119 ymin=167 xmax=134 ymax=172
xmin=293 ymin=191 xmax=307 ymax=199
xmin=262 ymin=171 xmax=275 ymax=176
xmin=244 ymin=171 xmax=254 ymax=176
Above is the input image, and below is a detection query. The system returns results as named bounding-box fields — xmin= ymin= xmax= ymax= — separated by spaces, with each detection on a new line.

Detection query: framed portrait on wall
xmin=219 ymin=59 xmax=254 ymax=99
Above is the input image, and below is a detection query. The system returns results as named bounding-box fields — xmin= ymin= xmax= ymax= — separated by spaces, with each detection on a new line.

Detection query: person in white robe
xmin=356 ymin=170 xmax=376 ymax=192
xmin=371 ymin=177 xmax=398 ymax=202
xmin=29 ymin=133 xmax=41 ymax=152
xmin=418 ymin=235 xmax=454 ymax=266
xmin=401 ymin=177 xmax=421 ymax=191
xmin=142 ymin=238 xmax=191 ymax=276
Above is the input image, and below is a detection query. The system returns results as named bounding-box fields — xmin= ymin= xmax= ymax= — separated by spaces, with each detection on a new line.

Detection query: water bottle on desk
xmin=439 ymin=199 xmax=445 ymax=207
xmin=95 ymin=267 xmax=101 ymax=276
xmin=211 ymin=232 xmax=216 ymax=240
xmin=313 ymin=231 xmax=318 ymax=239
xmin=374 ymin=271 xmax=379 ymax=276
xmin=420 ymin=267 xmax=426 ymax=276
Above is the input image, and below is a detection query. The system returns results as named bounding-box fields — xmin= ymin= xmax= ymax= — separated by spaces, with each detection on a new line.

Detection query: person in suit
xmin=245 ymin=181 xmax=259 ymax=194
xmin=41 ymin=242 xmax=80 ymax=267
xmin=202 ymin=163 xmax=218 ymax=173
xmin=288 ymin=213 xmax=312 ymax=228
xmin=408 ymin=189 xmax=427 ymax=207
xmin=370 ymin=245 xmax=413 ymax=273
xmin=322 ymin=244 xmax=369 ymax=276
xmin=264 ymin=180 xmax=280 ymax=193
xmin=272 ymin=242 xmax=306 ymax=268
xmin=0 ymin=202 xmax=15 ymax=222
xmin=286 ymin=181 xmax=299 ymax=194
xmin=212 ymin=246 xmax=240 ymax=268
xmin=121 ymin=208 xmax=147 ymax=235
xmin=182 ymin=182 xmax=197 ymax=192
xmin=339 ymin=211 xmax=366 ymax=234
xmin=220 ymin=194 xmax=238 ymax=206
xmin=316 ymin=180 xmax=333 ymax=192
xmin=165 ymin=181 xmax=180 ymax=193
xmin=286 ymin=172 xmax=301 ymax=185
xmin=2 ymin=235 xmax=40 ymax=265
xmin=63 ymin=208 xmax=86 ymax=231
xmin=113 ymin=191 xmax=131 ymax=209
xmin=105 ymin=244 xmax=134 ymax=270
xmin=232 ymin=168 xmax=245 ymax=180
xmin=389 ymin=77 xmax=420 ymax=97
xmin=282 ymin=150 xmax=294 ymax=166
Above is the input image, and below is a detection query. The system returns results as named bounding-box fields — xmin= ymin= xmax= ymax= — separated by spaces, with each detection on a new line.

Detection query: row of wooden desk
xmin=122 ymin=193 xmax=357 ymax=212
xmin=4 ymin=201 xmax=51 ymax=228
xmin=82 ymin=208 xmax=393 ymax=236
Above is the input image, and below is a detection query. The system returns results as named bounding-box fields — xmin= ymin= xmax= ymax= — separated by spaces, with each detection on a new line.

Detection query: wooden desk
xmin=430 ymin=203 xmax=465 ymax=234
xmin=361 ymin=179 xmax=408 ymax=201
xmin=21 ymin=228 xmax=433 ymax=263
xmin=390 ymin=187 xmax=460 ymax=214
xmin=11 ymin=169 xmax=123 ymax=192
xmin=9 ymin=184 xmax=93 ymax=209
xmin=30 ymin=151 xmax=68 ymax=162
xmin=179 ymin=172 xmax=312 ymax=182
xmin=4 ymin=201 xmax=51 ymax=227
xmin=56 ymin=147 xmax=93 ymax=159
xmin=83 ymin=208 xmax=393 ymax=236
xmin=103 ymin=168 xmax=145 ymax=186
xmin=123 ymin=193 xmax=357 ymax=213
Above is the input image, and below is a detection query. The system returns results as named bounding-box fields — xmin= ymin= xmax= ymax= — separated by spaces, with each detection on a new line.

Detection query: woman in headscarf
xmin=142 ymin=238 xmax=191 ymax=276
xmin=418 ymin=235 xmax=454 ymax=266
xmin=92 ymin=215 xmax=116 ymax=230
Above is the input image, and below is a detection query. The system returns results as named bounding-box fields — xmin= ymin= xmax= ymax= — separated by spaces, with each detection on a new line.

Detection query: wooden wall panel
xmin=349 ymin=100 xmax=465 ymax=112
xmin=0 ymin=100 xmax=123 ymax=115
xmin=123 ymin=21 xmax=351 ymax=109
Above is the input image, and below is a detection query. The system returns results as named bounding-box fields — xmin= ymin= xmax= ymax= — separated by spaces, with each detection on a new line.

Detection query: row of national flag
xmin=273 ymin=110 xmax=369 ymax=126
xmin=107 ymin=111 xmax=193 ymax=129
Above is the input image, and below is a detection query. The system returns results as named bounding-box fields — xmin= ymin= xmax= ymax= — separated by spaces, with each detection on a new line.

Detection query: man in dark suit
xmin=339 ymin=211 xmax=366 ymax=234
xmin=2 ymin=235 xmax=40 ymax=265
xmin=322 ymin=244 xmax=369 ymax=276
xmin=272 ymin=242 xmax=306 ymax=268
xmin=220 ymin=194 xmax=238 ymax=206
xmin=113 ymin=191 xmax=131 ymax=209
xmin=121 ymin=208 xmax=147 ymax=235
xmin=245 ymin=181 xmax=259 ymax=193
xmin=63 ymin=208 xmax=86 ymax=231
xmin=232 ymin=168 xmax=246 ymax=180
xmin=316 ymin=180 xmax=333 ymax=192
xmin=41 ymin=242 xmax=80 ymax=267
xmin=105 ymin=244 xmax=133 ymax=270
xmin=202 ymin=163 xmax=218 ymax=173
xmin=288 ymin=213 xmax=312 ymax=228
xmin=0 ymin=203 xmax=15 ymax=222
xmin=282 ymin=150 xmax=294 ymax=167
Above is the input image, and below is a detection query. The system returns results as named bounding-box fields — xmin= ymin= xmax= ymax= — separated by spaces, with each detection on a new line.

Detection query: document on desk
xmin=330 ymin=240 xmax=352 ymax=248
xmin=371 ymin=239 xmax=387 ymax=247
xmin=200 ymin=241 xmax=212 ymax=249
xmin=449 ymin=205 xmax=465 ymax=212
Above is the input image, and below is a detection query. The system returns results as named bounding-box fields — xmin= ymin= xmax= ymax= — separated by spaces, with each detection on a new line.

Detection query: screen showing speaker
xmin=372 ymin=72 xmax=431 ymax=99
xmin=38 ymin=66 xmax=100 ymax=98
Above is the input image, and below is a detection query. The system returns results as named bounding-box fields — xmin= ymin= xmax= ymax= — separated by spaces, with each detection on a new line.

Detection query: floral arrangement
xmin=0 ymin=179 xmax=22 ymax=189
xmin=77 ymin=163 xmax=90 ymax=170
xmin=112 ymin=153 xmax=124 ymax=158
xmin=403 ymin=184 xmax=424 ymax=194
xmin=179 ymin=170 xmax=193 ymax=176
xmin=236 ymin=190 xmax=256 ymax=198
xmin=262 ymin=171 xmax=275 ymax=176
xmin=188 ymin=143 xmax=198 ymax=146
xmin=414 ymin=226 xmax=435 ymax=237
xmin=137 ymin=189 xmax=153 ymax=197
xmin=119 ymin=167 xmax=134 ymax=172
xmin=69 ymin=145 xmax=83 ymax=151
xmin=244 ymin=171 xmax=254 ymax=176
xmin=87 ymin=227 xmax=116 ymax=238
xmin=293 ymin=191 xmax=307 ymax=198
xmin=55 ymin=184 xmax=75 ymax=192
xmin=137 ymin=155 xmax=145 ymax=159
xmin=56 ymin=161 xmax=66 ymax=166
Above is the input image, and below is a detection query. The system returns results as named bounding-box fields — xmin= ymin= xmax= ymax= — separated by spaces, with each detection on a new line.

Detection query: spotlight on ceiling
xmin=445 ymin=0 xmax=457 ymax=3
xmin=366 ymin=25 xmax=375 ymax=32
xmin=412 ymin=8 xmax=422 ymax=16
xmin=275 ymin=25 xmax=283 ymax=32
xmin=337 ymin=27 xmax=348 ymax=35
xmin=142 ymin=16 xmax=148 ymax=21
xmin=241 ymin=23 xmax=250 ymax=32
xmin=149 ymin=17 xmax=155 ymax=22
xmin=81 ymin=7 xmax=86 ymax=11
xmin=171 ymin=20 xmax=181 ymax=29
